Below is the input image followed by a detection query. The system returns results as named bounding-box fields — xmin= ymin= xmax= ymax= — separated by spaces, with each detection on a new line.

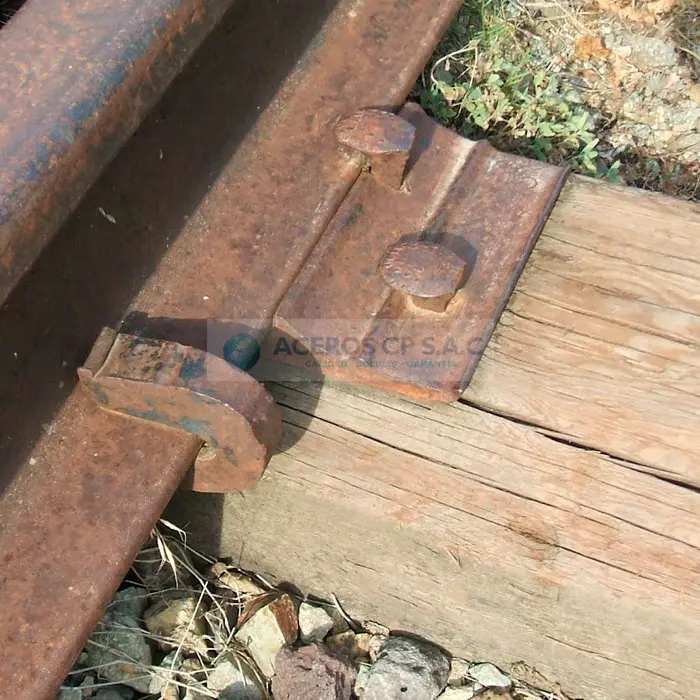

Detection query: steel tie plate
xmin=271 ymin=102 xmax=569 ymax=401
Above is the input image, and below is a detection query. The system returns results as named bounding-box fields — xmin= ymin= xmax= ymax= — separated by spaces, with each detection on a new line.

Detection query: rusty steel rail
xmin=0 ymin=0 xmax=464 ymax=697
xmin=0 ymin=0 xmax=236 ymax=306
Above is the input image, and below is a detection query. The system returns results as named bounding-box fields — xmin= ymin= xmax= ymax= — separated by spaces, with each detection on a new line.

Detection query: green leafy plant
xmin=418 ymin=0 xmax=621 ymax=181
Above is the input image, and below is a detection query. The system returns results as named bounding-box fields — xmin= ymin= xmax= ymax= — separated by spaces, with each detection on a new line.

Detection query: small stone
xmin=207 ymin=652 xmax=265 ymax=700
xmin=272 ymin=644 xmax=356 ymax=700
xmin=183 ymin=684 xmax=210 ymax=700
xmin=79 ymin=674 xmax=102 ymax=697
xmin=627 ymin=35 xmax=677 ymax=70
xmin=689 ymin=84 xmax=700 ymax=105
xmin=352 ymin=633 xmax=372 ymax=659
xmin=448 ymin=658 xmax=471 ymax=686
xmin=368 ymin=634 xmax=388 ymax=661
xmin=467 ymin=663 xmax=511 ymax=690
xmin=85 ymin=614 xmax=152 ymax=694
xmin=326 ymin=631 xmax=371 ymax=660
xmin=108 ymin=587 xmax=149 ymax=619
xmin=161 ymin=687 xmax=180 ymax=700
xmin=364 ymin=620 xmax=390 ymax=636
xmin=148 ymin=651 xmax=180 ymax=695
xmin=210 ymin=563 xmax=266 ymax=598
xmin=56 ymin=689 xmax=81 ymax=700
xmin=144 ymin=594 xmax=209 ymax=655
xmin=180 ymin=656 xmax=207 ymax=681
xmin=363 ymin=636 xmax=450 ymax=700
xmin=354 ymin=663 xmax=372 ymax=696
xmin=235 ymin=593 xmax=298 ymax=677
xmin=299 ymin=602 xmax=334 ymax=642
xmin=105 ymin=686 xmax=135 ymax=699
xmin=612 ymin=44 xmax=632 ymax=58
xmin=327 ymin=631 xmax=354 ymax=649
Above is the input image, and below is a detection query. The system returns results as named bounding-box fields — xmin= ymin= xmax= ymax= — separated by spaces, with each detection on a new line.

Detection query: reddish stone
xmin=272 ymin=644 xmax=356 ymax=700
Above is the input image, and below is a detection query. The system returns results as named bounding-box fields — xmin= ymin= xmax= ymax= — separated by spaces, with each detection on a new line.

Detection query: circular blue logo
xmin=223 ymin=333 xmax=261 ymax=371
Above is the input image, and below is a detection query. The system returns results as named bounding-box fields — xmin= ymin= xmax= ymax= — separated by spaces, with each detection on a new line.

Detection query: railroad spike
xmin=335 ymin=108 xmax=416 ymax=189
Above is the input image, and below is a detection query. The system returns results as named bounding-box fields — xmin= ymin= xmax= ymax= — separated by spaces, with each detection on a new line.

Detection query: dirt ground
xmin=417 ymin=0 xmax=700 ymax=199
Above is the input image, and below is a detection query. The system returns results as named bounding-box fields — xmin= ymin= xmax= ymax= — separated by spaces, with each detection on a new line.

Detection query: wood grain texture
xmin=168 ymin=177 xmax=700 ymax=700
xmin=171 ymin=381 xmax=700 ymax=700
xmin=465 ymin=176 xmax=700 ymax=485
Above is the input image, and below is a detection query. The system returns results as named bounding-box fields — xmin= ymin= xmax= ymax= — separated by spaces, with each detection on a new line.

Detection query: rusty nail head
xmin=380 ymin=239 xmax=469 ymax=312
xmin=335 ymin=108 xmax=416 ymax=189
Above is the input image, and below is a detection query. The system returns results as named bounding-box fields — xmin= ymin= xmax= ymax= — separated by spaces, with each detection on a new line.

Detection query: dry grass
xmin=60 ymin=522 xmax=271 ymax=699
xmin=673 ymin=0 xmax=700 ymax=77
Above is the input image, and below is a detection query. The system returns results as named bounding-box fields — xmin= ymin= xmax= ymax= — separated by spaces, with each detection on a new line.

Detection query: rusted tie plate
xmin=272 ymin=103 xmax=569 ymax=401
xmin=80 ymin=328 xmax=281 ymax=492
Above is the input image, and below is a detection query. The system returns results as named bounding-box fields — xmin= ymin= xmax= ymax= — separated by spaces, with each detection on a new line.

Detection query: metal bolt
xmin=379 ymin=239 xmax=469 ymax=312
xmin=335 ymin=108 xmax=416 ymax=189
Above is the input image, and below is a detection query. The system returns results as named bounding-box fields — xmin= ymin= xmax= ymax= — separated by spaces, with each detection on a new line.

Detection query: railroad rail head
xmin=0 ymin=0 xmax=237 ymax=307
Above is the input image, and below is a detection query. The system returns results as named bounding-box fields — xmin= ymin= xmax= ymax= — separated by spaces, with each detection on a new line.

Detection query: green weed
xmin=417 ymin=0 xmax=623 ymax=181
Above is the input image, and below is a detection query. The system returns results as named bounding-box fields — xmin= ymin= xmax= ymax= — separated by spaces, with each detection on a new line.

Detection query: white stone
xmin=355 ymin=663 xmax=372 ymax=697
xmin=628 ymin=35 xmax=677 ymax=70
xmin=467 ymin=663 xmax=511 ymax=689
xmin=207 ymin=652 xmax=265 ymax=700
xmin=447 ymin=658 xmax=470 ymax=686
xmin=234 ymin=595 xmax=297 ymax=677
xmin=363 ymin=636 xmax=450 ymax=700
xmin=299 ymin=602 xmax=334 ymax=642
